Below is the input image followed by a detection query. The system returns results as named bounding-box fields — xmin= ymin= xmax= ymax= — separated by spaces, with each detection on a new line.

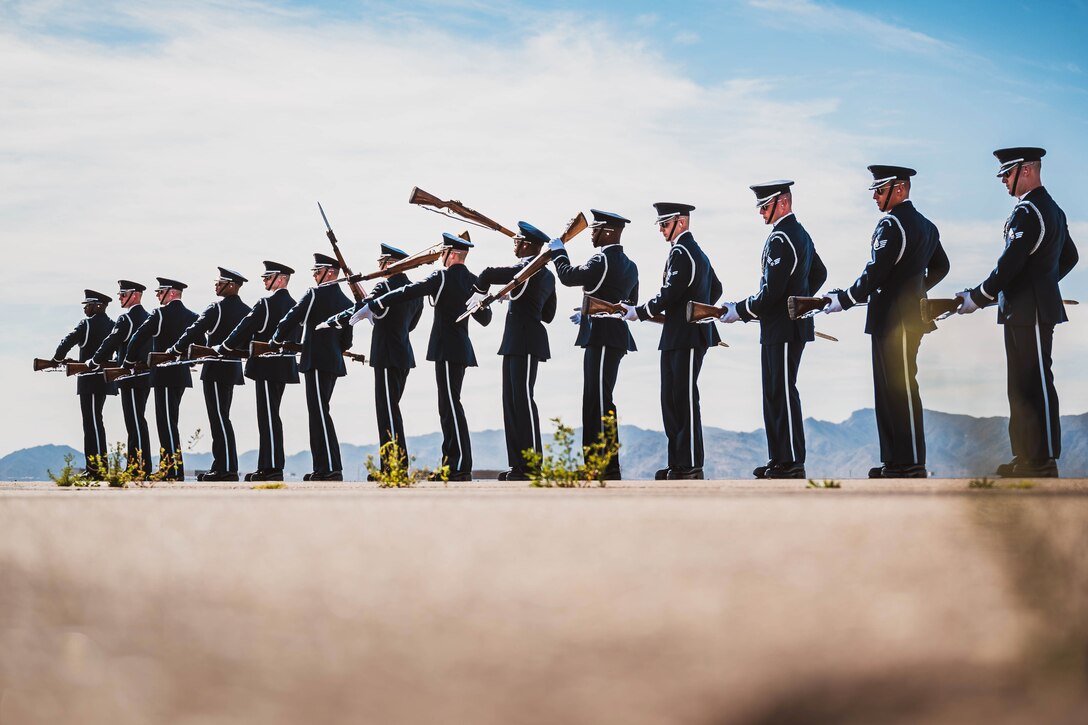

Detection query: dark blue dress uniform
xmin=53 ymin=290 xmax=116 ymax=475
xmin=222 ymin=261 xmax=300 ymax=478
xmin=364 ymin=234 xmax=492 ymax=479
xmin=735 ymin=182 xmax=827 ymax=475
xmin=550 ymin=209 xmax=638 ymax=478
xmin=126 ymin=279 xmax=199 ymax=479
xmin=273 ymin=254 xmax=354 ymax=478
xmin=326 ymin=244 xmax=424 ymax=472
xmin=834 ymin=167 xmax=949 ymax=476
xmin=91 ymin=280 xmax=151 ymax=475
xmin=475 ymin=222 xmax=558 ymax=475
xmin=636 ymin=203 xmax=722 ymax=478
xmin=171 ymin=269 xmax=252 ymax=478
xmin=969 ymin=148 xmax=1079 ymax=474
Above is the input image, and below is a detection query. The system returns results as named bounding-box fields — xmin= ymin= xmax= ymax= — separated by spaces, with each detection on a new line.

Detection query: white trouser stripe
xmin=902 ymin=326 xmax=918 ymax=464
xmin=688 ymin=350 xmax=695 ymax=467
xmin=384 ymin=369 xmax=396 ymax=443
xmin=526 ymin=358 xmax=537 ymax=452
xmin=214 ymin=381 xmax=230 ymax=468
xmin=265 ymin=380 xmax=275 ymax=465
xmin=784 ymin=345 xmax=796 ymax=461
xmin=130 ymin=389 xmax=143 ymax=460
xmin=599 ymin=350 xmax=606 ymax=424
xmin=1034 ymin=315 xmax=1054 ymax=458
xmin=444 ymin=361 xmax=464 ymax=470
xmin=166 ymin=388 xmax=176 ymax=457
xmin=316 ymin=375 xmax=333 ymax=470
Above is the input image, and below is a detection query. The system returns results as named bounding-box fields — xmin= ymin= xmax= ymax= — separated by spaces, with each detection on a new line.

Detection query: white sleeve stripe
xmin=888 ymin=215 xmax=908 ymax=264
xmin=745 ymin=297 xmax=757 ymax=319
xmin=586 ymin=253 xmax=609 ymax=295
xmin=979 ymin=283 xmax=995 ymax=301
xmin=431 ymin=270 xmax=445 ymax=306
xmin=1021 ymin=201 xmax=1046 ymax=255
xmin=846 ymin=288 xmax=857 ymax=305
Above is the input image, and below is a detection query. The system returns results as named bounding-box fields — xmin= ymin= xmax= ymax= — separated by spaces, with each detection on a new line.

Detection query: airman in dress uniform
xmin=955 ymin=147 xmax=1079 ymax=478
xmin=52 ymin=289 xmax=116 ymax=476
xmin=172 ymin=267 xmax=252 ymax=481
xmin=325 ymin=244 xmax=424 ymax=479
xmin=718 ymin=181 xmax=827 ymax=479
xmin=549 ymin=209 xmax=639 ymax=480
xmin=126 ymin=278 xmax=198 ymax=480
xmin=823 ymin=166 xmax=949 ymax=478
xmin=621 ymin=202 xmax=722 ymax=480
xmin=89 ymin=280 xmax=151 ymax=476
xmin=272 ymin=253 xmax=354 ymax=481
xmin=474 ymin=222 xmax=557 ymax=480
xmin=350 ymin=234 xmax=492 ymax=482
xmin=221 ymin=261 xmax=300 ymax=482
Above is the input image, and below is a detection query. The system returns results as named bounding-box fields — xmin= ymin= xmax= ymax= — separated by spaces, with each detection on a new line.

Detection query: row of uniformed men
xmin=53 ymin=146 xmax=1078 ymax=481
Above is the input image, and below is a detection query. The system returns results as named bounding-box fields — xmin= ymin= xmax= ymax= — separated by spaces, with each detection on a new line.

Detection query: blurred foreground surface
xmin=2 ymin=478 xmax=1087 ymax=724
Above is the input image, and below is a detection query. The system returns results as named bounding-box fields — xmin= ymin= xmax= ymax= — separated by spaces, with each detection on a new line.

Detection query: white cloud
xmin=1 ymin=2 xmax=1084 ymax=463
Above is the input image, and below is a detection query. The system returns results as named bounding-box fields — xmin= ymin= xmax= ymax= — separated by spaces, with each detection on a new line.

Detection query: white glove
xmin=718 ymin=302 xmax=741 ymax=324
xmin=349 ymin=305 xmax=374 ymax=325
xmin=956 ymin=290 xmax=980 ymax=314
xmin=570 ymin=311 xmax=582 ymax=325
xmin=467 ymin=290 xmax=488 ymax=309
xmin=620 ymin=302 xmax=639 ymax=322
xmin=548 ymin=238 xmax=565 ymax=253
xmin=823 ymin=295 xmax=843 ymax=314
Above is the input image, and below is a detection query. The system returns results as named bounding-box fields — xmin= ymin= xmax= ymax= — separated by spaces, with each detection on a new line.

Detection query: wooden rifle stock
xmin=408 ymin=187 xmax=517 ymax=238
xmin=581 ymin=295 xmax=665 ymax=325
xmin=148 ymin=351 xmax=179 ymax=368
xmin=65 ymin=362 xmax=94 ymax=377
xmin=686 ymin=301 xmax=726 ymax=322
xmin=921 ymin=297 xmax=962 ymax=324
xmin=104 ymin=362 xmax=148 ymax=382
xmin=34 ymin=357 xmax=74 ymax=372
xmin=787 ymin=296 xmax=830 ymax=320
xmin=351 ymin=244 xmax=444 ymax=283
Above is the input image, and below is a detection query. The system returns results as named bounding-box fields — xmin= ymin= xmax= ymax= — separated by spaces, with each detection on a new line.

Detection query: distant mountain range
xmin=2 ymin=409 xmax=1085 ymax=481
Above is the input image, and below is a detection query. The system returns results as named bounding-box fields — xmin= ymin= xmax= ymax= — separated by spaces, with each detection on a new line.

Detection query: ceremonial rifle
xmin=188 ymin=343 xmax=246 ymax=360
xmin=688 ymin=301 xmax=838 ymax=342
xmin=250 ymin=339 xmax=366 ymax=364
xmin=317 ymin=202 xmax=367 ymax=302
xmin=65 ymin=362 xmax=100 ymax=376
xmin=456 ymin=213 xmax=589 ymax=322
xmin=787 ymin=296 xmax=830 ymax=320
xmin=582 ymin=295 xmax=665 ymax=325
xmin=103 ymin=362 xmax=149 ymax=383
xmin=408 ymin=186 xmax=517 ymax=238
xmin=343 ymin=231 xmax=472 ymax=284
xmin=922 ymin=296 xmax=1079 ymax=324
xmin=33 ymin=357 xmax=75 ymax=372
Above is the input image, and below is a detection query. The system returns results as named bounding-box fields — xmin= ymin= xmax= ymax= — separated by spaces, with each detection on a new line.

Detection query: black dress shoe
xmin=250 ymin=470 xmax=283 ymax=482
xmin=1012 ymin=458 xmax=1059 ymax=478
xmin=764 ymin=463 xmax=806 ymax=479
xmin=302 ymin=473 xmax=313 ymax=481
xmin=200 ymin=471 xmax=239 ymax=482
xmin=654 ymin=467 xmax=671 ymax=480
xmin=244 ymin=472 xmax=255 ymax=482
xmin=307 ymin=471 xmax=343 ymax=481
xmin=667 ymin=467 xmax=704 ymax=480
xmin=367 ymin=472 xmax=379 ymax=482
xmin=601 ymin=469 xmax=623 ymax=481
xmin=880 ymin=464 xmax=928 ymax=479
xmin=497 ymin=470 xmax=510 ymax=481
xmin=446 ymin=471 xmax=473 ymax=482
xmin=868 ymin=466 xmax=885 ymax=479
xmin=994 ymin=457 xmax=1020 ymax=477
xmin=506 ymin=469 xmax=532 ymax=481
xmin=753 ymin=462 xmax=772 ymax=479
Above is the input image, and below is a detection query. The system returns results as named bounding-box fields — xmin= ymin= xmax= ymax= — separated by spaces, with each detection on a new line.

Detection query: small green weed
xmin=1005 ymin=480 xmax=1037 ymax=490
xmin=49 ymin=453 xmax=95 ymax=487
xmin=252 ymin=482 xmax=287 ymax=490
xmin=968 ymin=477 xmax=996 ymax=489
xmin=806 ymin=479 xmax=841 ymax=489
xmin=525 ymin=414 xmax=620 ymax=488
xmin=365 ymin=438 xmax=448 ymax=487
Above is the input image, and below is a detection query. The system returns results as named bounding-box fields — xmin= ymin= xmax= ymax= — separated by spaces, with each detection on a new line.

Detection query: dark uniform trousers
xmin=305 ymin=370 xmax=342 ymax=475
xmin=202 ymin=378 xmax=238 ymax=474
xmin=871 ymin=326 xmax=926 ymax=466
xmin=436 ymin=361 xmax=471 ymax=475
xmin=582 ymin=346 xmax=624 ymax=475
xmin=255 ymin=378 xmax=288 ymax=472
xmin=374 ymin=367 xmax=410 ymax=468
xmin=502 ymin=355 xmax=543 ymax=469
xmin=761 ymin=341 xmax=807 ymax=465
xmin=1005 ymin=322 xmax=1061 ymax=461
xmin=79 ymin=392 xmax=109 ymax=473
xmin=119 ymin=386 xmax=151 ymax=474
xmin=661 ymin=347 xmax=707 ymax=469
xmin=154 ymin=386 xmax=186 ymax=469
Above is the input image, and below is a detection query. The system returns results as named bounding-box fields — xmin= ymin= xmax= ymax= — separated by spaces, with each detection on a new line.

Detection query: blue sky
xmin=2 ymin=0 xmax=1085 ymax=457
